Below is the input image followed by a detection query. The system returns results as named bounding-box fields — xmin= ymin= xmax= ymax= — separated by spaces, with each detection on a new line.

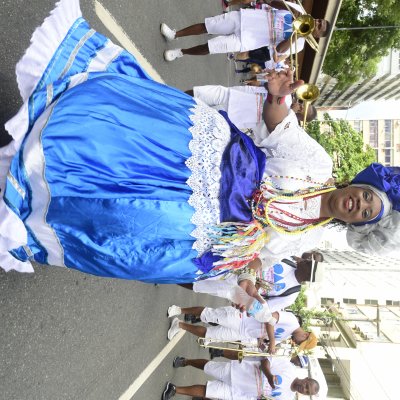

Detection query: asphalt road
xmin=0 ymin=1 xmax=238 ymax=399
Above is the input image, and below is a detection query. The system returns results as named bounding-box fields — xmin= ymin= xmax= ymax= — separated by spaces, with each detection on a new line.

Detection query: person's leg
xmin=181 ymin=306 xmax=205 ymax=316
xmin=235 ymin=51 xmax=250 ymax=61
xmin=182 ymin=44 xmax=210 ymax=56
xmin=200 ymin=306 xmax=241 ymax=330
xmin=209 ymin=349 xmax=239 ymax=360
xmin=176 ymin=23 xmax=207 ymax=38
xmin=175 ymin=385 xmax=207 ymax=397
xmin=179 ymin=321 xmax=207 ymax=337
xmin=164 ymin=44 xmax=210 ymax=61
xmin=182 ymin=358 xmax=209 ymax=370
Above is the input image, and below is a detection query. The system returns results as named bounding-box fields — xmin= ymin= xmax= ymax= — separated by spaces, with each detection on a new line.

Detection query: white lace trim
xmin=186 ymin=100 xmax=231 ymax=255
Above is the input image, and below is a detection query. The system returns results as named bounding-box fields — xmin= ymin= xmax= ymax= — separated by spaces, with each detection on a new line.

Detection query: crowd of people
xmin=1 ymin=0 xmax=400 ymax=399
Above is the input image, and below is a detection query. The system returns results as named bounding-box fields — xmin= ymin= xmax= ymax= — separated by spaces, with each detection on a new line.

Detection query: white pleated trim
xmin=0 ymin=0 xmax=82 ymax=273
xmin=16 ymin=0 xmax=82 ymax=102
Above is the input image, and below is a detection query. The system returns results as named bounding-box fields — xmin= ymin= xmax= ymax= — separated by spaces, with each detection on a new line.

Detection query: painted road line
xmin=94 ymin=0 xmax=164 ymax=83
xmin=118 ymin=330 xmax=185 ymax=400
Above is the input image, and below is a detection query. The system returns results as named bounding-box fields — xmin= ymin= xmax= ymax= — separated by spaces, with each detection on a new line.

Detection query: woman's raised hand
xmin=266 ymin=69 xmax=304 ymax=97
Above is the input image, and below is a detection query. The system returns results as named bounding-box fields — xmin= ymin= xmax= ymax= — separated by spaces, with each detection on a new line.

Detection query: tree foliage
xmin=323 ymin=0 xmax=400 ymax=88
xmin=289 ymin=287 xmax=337 ymax=330
xmin=306 ymin=113 xmax=376 ymax=183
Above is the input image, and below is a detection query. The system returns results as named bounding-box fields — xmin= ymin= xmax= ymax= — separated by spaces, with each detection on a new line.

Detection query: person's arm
xmin=263 ymin=0 xmax=301 ymax=14
xmin=238 ymin=258 xmax=266 ymax=303
xmin=276 ymin=38 xmax=291 ymax=54
xmin=260 ymin=359 xmax=276 ymax=389
xmin=262 ymin=69 xmax=303 ymax=132
xmin=228 ymin=0 xmax=252 ymax=6
xmin=265 ymin=313 xmax=278 ymax=354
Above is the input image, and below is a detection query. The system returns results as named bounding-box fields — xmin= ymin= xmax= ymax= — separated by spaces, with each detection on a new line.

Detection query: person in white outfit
xmin=160 ymin=5 xmax=329 ymax=61
xmin=161 ymin=356 xmax=320 ymax=400
xmin=188 ymin=84 xmax=317 ymax=134
xmin=167 ymin=306 xmax=317 ymax=356
xmin=179 ymin=251 xmax=324 ymax=313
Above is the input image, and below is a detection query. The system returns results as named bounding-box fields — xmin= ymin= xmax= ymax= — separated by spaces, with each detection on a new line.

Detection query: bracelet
xmin=237 ymin=267 xmax=257 ymax=285
xmin=266 ymin=93 xmax=286 ymax=105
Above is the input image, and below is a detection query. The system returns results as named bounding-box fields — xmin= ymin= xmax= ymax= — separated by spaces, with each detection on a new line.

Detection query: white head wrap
xmin=347 ymin=211 xmax=400 ymax=256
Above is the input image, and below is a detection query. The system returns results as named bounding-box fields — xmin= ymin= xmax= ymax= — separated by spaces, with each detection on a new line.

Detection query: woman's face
xmin=327 ymin=185 xmax=382 ymax=224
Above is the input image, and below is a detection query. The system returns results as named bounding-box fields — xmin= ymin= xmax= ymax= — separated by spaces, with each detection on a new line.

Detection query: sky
xmin=328 ymin=99 xmax=400 ymax=120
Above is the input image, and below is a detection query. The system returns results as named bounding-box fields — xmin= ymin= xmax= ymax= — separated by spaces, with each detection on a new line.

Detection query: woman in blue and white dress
xmin=1 ymin=0 xmax=396 ymax=284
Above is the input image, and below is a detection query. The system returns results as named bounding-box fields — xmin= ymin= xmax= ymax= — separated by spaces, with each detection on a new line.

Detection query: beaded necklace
xmin=250 ymin=176 xmax=336 ymax=235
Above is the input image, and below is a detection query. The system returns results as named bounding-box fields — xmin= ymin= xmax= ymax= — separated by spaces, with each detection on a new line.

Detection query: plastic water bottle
xmin=227 ymin=286 xmax=277 ymax=325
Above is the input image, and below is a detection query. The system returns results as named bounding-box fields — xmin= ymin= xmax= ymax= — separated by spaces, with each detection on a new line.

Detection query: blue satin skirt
xmin=5 ymin=15 xmax=266 ymax=283
xmin=9 ymin=73 xmax=205 ymax=282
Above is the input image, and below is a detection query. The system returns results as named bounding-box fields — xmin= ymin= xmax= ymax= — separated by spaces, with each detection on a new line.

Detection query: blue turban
xmin=347 ymin=163 xmax=400 ymax=256
xmin=351 ymin=163 xmax=400 ymax=224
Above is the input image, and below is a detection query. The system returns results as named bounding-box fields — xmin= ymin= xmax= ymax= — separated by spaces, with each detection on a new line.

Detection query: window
xmin=321 ymin=297 xmax=334 ymax=305
xmin=384 ymin=149 xmax=393 ymax=165
xmin=353 ymin=120 xmax=363 ymax=132
xmin=365 ymin=299 xmax=378 ymax=305
xmin=384 ymin=119 xmax=392 ymax=134
xmin=343 ymin=298 xmax=357 ymax=304
xmin=386 ymin=300 xmax=400 ymax=306
xmin=369 ymin=120 xmax=378 ymax=148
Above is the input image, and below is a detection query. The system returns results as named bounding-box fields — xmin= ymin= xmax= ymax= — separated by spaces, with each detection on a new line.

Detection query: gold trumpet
xmin=281 ymin=1 xmax=320 ymax=126
xmin=197 ymin=338 xmax=291 ymax=362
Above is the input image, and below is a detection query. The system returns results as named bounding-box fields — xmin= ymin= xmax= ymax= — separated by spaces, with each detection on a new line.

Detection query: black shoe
xmin=162 ymin=382 xmax=176 ymax=400
xmin=173 ymin=356 xmax=186 ymax=368
xmin=184 ymin=314 xmax=201 ymax=323
xmin=209 ymin=348 xmax=224 ymax=359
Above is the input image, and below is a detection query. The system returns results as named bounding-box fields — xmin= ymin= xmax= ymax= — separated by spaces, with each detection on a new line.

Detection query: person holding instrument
xmin=2 ymin=0 xmax=399 ymax=285
xmin=161 ymin=3 xmax=329 ymax=61
xmin=162 ymin=356 xmax=319 ymax=400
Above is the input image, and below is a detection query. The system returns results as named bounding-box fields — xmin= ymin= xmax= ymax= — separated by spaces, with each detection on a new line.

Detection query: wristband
xmin=267 ymin=93 xmax=286 ymax=104
xmin=238 ymin=272 xmax=257 ymax=285
xmin=237 ymin=266 xmax=257 ymax=284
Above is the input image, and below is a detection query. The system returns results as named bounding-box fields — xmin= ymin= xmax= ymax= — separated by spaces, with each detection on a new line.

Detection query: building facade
xmin=304 ymin=250 xmax=400 ymax=399
xmin=347 ymin=118 xmax=400 ymax=166
xmin=315 ymin=49 xmax=400 ymax=108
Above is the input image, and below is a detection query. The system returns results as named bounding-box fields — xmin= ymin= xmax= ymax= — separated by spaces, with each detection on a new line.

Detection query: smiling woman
xmin=320 ymin=185 xmax=383 ymax=224
xmin=0 ymin=0 xmax=398 ymax=283
xmin=346 ymin=163 xmax=400 ymax=256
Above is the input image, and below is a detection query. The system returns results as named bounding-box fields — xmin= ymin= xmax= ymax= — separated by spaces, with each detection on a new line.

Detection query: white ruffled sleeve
xmin=258 ymin=110 xmax=333 ymax=191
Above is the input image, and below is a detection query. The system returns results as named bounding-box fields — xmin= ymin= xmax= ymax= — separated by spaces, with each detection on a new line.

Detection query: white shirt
xmin=273 ymin=311 xmax=299 ymax=341
xmin=257 ymin=259 xmax=302 ymax=311
xmin=240 ymin=8 xmax=293 ymax=51
xmin=228 ymin=86 xmax=268 ymax=129
xmin=238 ymin=310 xmax=299 ymax=342
xmin=256 ymin=110 xmax=333 ymax=266
xmin=231 ymin=358 xmax=297 ymax=399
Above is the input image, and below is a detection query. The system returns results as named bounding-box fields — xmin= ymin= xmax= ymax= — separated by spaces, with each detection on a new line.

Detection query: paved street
xmin=0 ymin=1 xmax=237 ymax=399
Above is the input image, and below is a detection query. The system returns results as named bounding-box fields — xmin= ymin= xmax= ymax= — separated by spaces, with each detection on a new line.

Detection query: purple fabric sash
xmin=218 ymin=111 xmax=266 ymax=222
xmin=194 ymin=111 xmax=266 ymax=274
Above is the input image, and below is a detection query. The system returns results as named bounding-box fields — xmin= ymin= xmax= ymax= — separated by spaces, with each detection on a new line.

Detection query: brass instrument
xmin=281 ymin=1 xmax=320 ymax=126
xmin=250 ymin=63 xmax=263 ymax=74
xmin=197 ymin=337 xmax=292 ymax=362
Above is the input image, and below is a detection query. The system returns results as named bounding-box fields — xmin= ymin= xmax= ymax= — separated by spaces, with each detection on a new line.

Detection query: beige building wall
xmin=348 ymin=119 xmax=400 ymax=165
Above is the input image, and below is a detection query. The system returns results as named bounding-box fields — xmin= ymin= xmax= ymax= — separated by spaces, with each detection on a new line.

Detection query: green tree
xmin=306 ymin=113 xmax=376 ymax=183
xmin=323 ymin=0 xmax=400 ymax=88
xmin=289 ymin=287 xmax=337 ymax=330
